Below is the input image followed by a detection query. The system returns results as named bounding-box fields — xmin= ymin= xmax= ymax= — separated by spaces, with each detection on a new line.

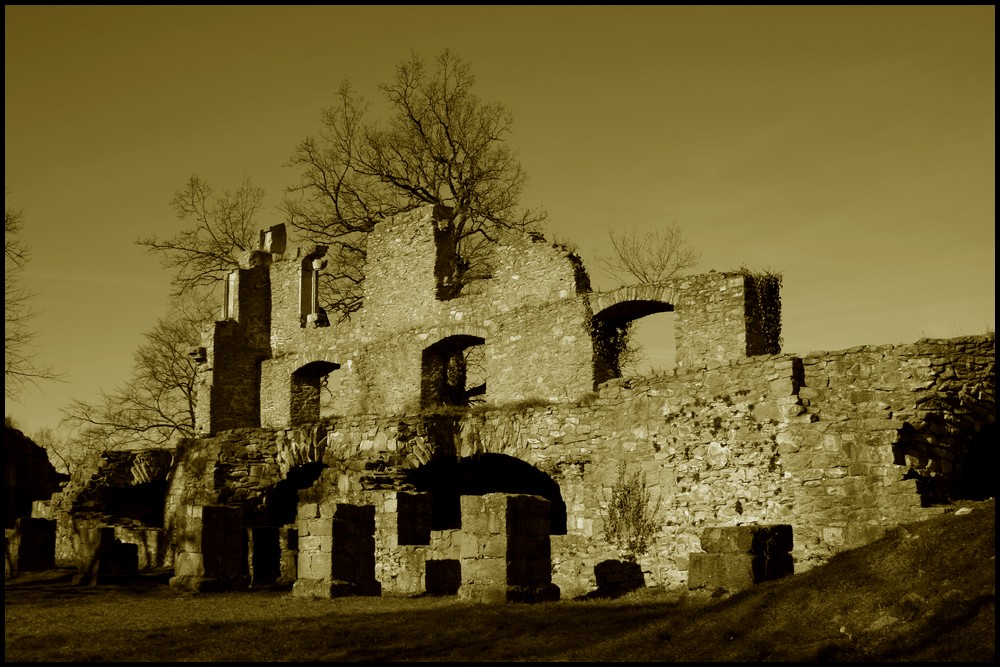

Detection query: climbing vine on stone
xmin=603 ymin=460 xmax=660 ymax=562
xmin=739 ymin=265 xmax=783 ymax=356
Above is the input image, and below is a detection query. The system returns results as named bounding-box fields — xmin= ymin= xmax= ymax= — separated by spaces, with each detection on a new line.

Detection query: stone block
xmin=691 ymin=524 xmax=794 ymax=592
xmin=593 ymin=559 xmax=645 ymax=595
xmin=688 ymin=552 xmax=755 ymax=591
xmin=699 ymin=524 xmax=792 ymax=555
xmin=462 ymin=557 xmax=504 ymax=586
xmin=175 ymin=551 xmax=205 ymax=577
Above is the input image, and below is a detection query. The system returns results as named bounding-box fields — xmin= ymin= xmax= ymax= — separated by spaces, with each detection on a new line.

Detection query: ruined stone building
xmin=21 ymin=205 xmax=995 ymax=600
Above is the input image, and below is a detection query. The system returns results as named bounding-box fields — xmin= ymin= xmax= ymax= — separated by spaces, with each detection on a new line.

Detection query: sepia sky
xmin=5 ymin=5 xmax=995 ymax=436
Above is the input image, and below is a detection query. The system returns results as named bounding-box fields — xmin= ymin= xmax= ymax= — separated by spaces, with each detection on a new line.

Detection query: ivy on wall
xmin=740 ymin=266 xmax=783 ymax=356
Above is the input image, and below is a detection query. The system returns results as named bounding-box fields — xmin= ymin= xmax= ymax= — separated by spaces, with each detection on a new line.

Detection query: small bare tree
xmin=5 ymin=195 xmax=60 ymax=399
xmin=599 ymin=222 xmax=700 ymax=285
xmin=31 ymin=426 xmax=90 ymax=479
xmin=137 ymin=175 xmax=265 ymax=299
xmin=61 ymin=297 xmax=213 ymax=451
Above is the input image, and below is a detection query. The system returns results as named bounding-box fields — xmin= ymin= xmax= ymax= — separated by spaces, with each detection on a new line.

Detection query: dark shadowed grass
xmin=5 ymin=499 xmax=994 ymax=662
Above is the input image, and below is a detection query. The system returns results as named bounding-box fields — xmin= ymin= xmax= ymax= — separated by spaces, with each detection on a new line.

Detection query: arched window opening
xmin=290 ymin=360 xmax=340 ymax=425
xmin=421 ymin=335 xmax=486 ymax=410
xmin=592 ymin=300 xmax=674 ymax=387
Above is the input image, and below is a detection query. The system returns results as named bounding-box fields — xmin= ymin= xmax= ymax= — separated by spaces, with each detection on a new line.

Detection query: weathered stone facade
xmin=195 ymin=205 xmax=778 ymax=431
xmin=36 ymin=206 xmax=994 ymax=600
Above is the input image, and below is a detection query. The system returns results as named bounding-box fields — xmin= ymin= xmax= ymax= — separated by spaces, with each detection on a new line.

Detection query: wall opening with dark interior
xmin=420 ymin=335 xmax=487 ymax=409
xmin=261 ymin=462 xmax=326 ymax=527
xmin=290 ymin=361 xmax=340 ymax=425
xmin=954 ymin=420 xmax=994 ymax=501
xmin=406 ymin=453 xmax=567 ymax=534
xmin=72 ymin=481 xmax=169 ymax=528
xmin=592 ymin=300 xmax=674 ymax=387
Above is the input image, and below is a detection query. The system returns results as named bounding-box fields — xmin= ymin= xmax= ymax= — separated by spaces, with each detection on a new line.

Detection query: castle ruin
xmin=22 ymin=205 xmax=995 ymax=600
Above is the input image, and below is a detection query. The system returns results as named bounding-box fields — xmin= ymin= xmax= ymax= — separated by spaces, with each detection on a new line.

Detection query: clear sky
xmin=5 ymin=5 xmax=995 ymax=437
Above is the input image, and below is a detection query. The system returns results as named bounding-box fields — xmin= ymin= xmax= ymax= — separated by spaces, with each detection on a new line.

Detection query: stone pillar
xmin=688 ymin=524 xmax=793 ymax=593
xmin=374 ymin=491 xmax=433 ymax=595
xmin=304 ymin=257 xmax=329 ymax=328
xmin=459 ymin=493 xmax=560 ymax=603
xmin=292 ymin=502 xmax=381 ymax=598
xmin=278 ymin=525 xmax=298 ymax=586
xmin=170 ymin=505 xmax=247 ymax=592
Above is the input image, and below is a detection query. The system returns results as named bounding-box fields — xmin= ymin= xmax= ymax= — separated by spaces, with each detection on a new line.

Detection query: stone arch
xmin=420 ymin=334 xmax=487 ymax=409
xmin=406 ymin=453 xmax=568 ymax=535
xmin=290 ymin=359 xmax=341 ymax=426
xmin=590 ymin=285 xmax=676 ymax=386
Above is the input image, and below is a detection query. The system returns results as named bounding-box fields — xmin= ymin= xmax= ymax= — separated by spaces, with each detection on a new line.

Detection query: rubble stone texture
xmin=24 ymin=205 xmax=994 ymax=600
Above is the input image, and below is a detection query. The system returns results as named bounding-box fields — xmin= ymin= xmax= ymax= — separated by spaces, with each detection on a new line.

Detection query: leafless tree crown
xmin=283 ymin=49 xmax=547 ymax=317
xmin=60 ymin=297 xmax=213 ymax=451
xmin=137 ymin=175 xmax=266 ymax=299
xmin=599 ymin=222 xmax=700 ymax=285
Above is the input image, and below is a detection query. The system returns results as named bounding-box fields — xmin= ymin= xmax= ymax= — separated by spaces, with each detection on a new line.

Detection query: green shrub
xmin=603 ymin=461 xmax=660 ymax=562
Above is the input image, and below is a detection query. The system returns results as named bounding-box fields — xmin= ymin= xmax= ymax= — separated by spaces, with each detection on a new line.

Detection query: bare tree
xmin=137 ymin=175 xmax=265 ymax=299
xmin=31 ymin=426 xmax=89 ymax=479
xmin=61 ymin=297 xmax=213 ymax=451
xmin=5 ymin=196 xmax=60 ymax=399
xmin=284 ymin=48 xmax=547 ymax=318
xmin=599 ymin=222 xmax=700 ymax=285
xmin=595 ymin=223 xmax=699 ymax=380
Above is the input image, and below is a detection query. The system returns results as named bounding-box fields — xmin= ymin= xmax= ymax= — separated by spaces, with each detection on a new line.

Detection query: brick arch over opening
xmin=590 ymin=286 xmax=676 ymax=387
xmin=421 ymin=334 xmax=487 ymax=409
xmin=290 ymin=359 xmax=342 ymax=426
xmin=405 ymin=452 xmax=567 ymax=535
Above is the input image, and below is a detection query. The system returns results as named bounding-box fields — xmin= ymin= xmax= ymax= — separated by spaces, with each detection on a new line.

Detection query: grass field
xmin=5 ymin=499 xmax=994 ymax=662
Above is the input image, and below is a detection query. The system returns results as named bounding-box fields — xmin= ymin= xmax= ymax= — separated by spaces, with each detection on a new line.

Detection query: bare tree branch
xmin=60 ymin=297 xmax=214 ymax=451
xmin=283 ymin=48 xmax=547 ymax=316
xmin=599 ymin=222 xmax=700 ymax=285
xmin=137 ymin=175 xmax=265 ymax=299
xmin=5 ymin=194 xmax=62 ymax=399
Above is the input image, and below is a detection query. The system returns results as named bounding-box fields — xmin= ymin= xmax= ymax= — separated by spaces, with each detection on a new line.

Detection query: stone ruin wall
xmin=21 ymin=204 xmax=994 ymax=600
xmin=195 ymin=206 xmax=601 ymax=432
xmin=32 ymin=337 xmax=994 ymax=597
xmin=99 ymin=331 xmax=988 ymax=598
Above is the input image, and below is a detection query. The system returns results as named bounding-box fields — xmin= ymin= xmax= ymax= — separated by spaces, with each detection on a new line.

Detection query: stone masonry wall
xmin=51 ymin=205 xmax=991 ymax=600
xmin=194 ymin=207 xmax=785 ymax=436
xmin=203 ymin=205 xmax=603 ymax=429
xmin=152 ymin=333 xmax=993 ymax=598
xmin=780 ymin=335 xmax=995 ymax=568
xmin=672 ymin=272 xmax=780 ymax=368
